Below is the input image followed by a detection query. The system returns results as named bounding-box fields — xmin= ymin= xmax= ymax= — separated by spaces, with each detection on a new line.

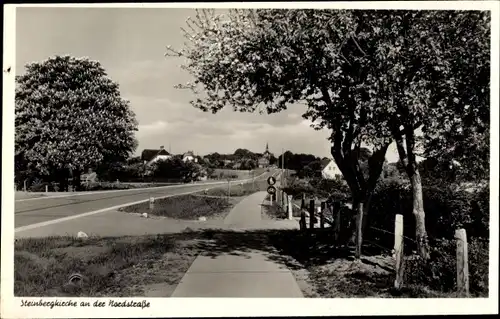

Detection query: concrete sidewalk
xmin=223 ymin=191 xmax=268 ymax=227
xmin=171 ymin=191 xmax=303 ymax=297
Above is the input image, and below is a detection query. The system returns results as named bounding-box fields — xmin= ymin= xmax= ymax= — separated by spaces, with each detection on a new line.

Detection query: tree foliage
xmin=152 ymin=158 xmax=203 ymax=182
xmin=420 ymin=11 xmax=490 ymax=181
xmin=15 ymin=55 xmax=138 ymax=188
xmin=168 ymin=9 xmax=490 ymax=259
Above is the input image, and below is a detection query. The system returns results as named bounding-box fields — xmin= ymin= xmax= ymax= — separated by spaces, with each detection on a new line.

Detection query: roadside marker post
xmin=149 ymin=196 xmax=155 ymax=211
xmin=287 ymin=195 xmax=293 ymax=220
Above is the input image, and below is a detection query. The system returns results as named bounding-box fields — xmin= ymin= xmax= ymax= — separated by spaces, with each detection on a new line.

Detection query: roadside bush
xmin=82 ymin=182 xmax=133 ymax=191
xmin=27 ymin=179 xmax=61 ymax=192
xmin=365 ymin=180 xmax=489 ymax=248
xmin=405 ymin=237 xmax=488 ymax=296
xmin=364 ymin=180 xmax=489 ymax=296
xmin=282 ymin=179 xmax=316 ymax=199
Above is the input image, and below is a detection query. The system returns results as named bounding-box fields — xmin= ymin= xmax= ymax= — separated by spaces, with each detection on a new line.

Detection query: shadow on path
xmin=169 ymin=228 xmax=389 ymax=271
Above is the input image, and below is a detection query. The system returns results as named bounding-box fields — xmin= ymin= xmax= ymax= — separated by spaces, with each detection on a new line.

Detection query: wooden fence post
xmin=394 ymin=214 xmax=404 ymax=290
xmin=288 ymin=195 xmax=293 ymax=220
xmin=149 ymin=196 xmax=155 ymax=211
xmin=300 ymin=210 xmax=307 ymax=231
xmin=455 ymin=228 xmax=469 ymax=297
xmin=309 ymin=199 xmax=315 ymax=229
xmin=320 ymin=202 xmax=326 ymax=229
xmin=45 ymin=185 xmax=48 ymax=193
xmin=334 ymin=203 xmax=341 ymax=241
xmin=279 ymin=190 xmax=284 ymax=211
xmin=301 ymin=193 xmax=306 ymax=210
xmin=277 ymin=189 xmax=281 ymax=208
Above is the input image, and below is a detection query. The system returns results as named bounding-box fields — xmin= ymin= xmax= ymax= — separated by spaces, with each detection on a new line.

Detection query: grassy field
xmin=14 ymin=234 xmax=199 ymax=297
xmin=261 ymin=194 xmax=288 ymax=220
xmin=119 ymin=194 xmax=240 ymax=221
xmin=211 ymin=168 xmax=267 ymax=180
xmin=203 ymin=179 xmax=269 ymax=197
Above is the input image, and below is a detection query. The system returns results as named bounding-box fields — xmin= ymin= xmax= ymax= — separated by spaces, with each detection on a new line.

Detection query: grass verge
xmin=203 ymin=179 xmax=269 ymax=197
xmin=15 ymin=228 xmax=478 ymax=298
xmin=261 ymin=194 xmax=288 ymax=220
xmin=14 ymin=233 xmax=200 ymax=297
xmin=119 ymin=194 xmax=239 ymax=220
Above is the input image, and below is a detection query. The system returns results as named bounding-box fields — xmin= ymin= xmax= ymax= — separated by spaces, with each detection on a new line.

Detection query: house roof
xmin=320 ymin=158 xmax=332 ymax=170
xmin=183 ymin=151 xmax=194 ymax=157
xmin=141 ymin=149 xmax=171 ymax=162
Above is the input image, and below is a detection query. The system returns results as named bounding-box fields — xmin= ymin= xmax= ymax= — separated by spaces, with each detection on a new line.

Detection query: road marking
xmin=14 ymin=172 xmax=268 ymax=202
xmin=14 ymin=171 xmax=273 ymax=233
xmin=15 ymin=189 xmax=211 ymax=233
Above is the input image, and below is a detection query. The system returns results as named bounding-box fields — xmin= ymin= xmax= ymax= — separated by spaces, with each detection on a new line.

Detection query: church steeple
xmin=265 ymin=142 xmax=269 ymax=153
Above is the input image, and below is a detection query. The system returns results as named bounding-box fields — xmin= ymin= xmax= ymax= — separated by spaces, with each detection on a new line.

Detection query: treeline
xmin=203 ymin=148 xmax=277 ymax=169
xmin=277 ymin=151 xmax=322 ymax=172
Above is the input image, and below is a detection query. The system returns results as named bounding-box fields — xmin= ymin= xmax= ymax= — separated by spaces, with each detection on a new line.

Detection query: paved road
xmin=15 ymin=170 xmax=277 ymax=229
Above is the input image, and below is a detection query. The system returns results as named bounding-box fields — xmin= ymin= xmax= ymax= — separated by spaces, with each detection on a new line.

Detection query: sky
xmin=15 ymin=7 xmax=402 ymax=162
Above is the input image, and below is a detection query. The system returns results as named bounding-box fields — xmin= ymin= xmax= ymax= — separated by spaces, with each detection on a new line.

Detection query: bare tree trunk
xmin=393 ymin=124 xmax=430 ymax=260
xmin=361 ymin=192 xmax=373 ymax=235
xmin=409 ymin=168 xmax=430 ymax=260
xmin=354 ymin=201 xmax=364 ymax=258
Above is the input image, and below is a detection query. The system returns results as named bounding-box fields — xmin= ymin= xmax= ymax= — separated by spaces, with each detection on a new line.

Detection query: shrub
xmin=404 ymin=237 xmax=488 ymax=296
xmin=365 ymin=180 xmax=489 ymax=249
xmin=82 ymin=182 xmax=132 ymax=191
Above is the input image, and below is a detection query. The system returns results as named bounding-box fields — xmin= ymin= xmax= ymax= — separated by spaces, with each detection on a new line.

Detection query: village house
xmin=321 ymin=158 xmax=342 ymax=180
xmin=141 ymin=146 xmax=172 ymax=167
xmin=182 ymin=151 xmax=198 ymax=163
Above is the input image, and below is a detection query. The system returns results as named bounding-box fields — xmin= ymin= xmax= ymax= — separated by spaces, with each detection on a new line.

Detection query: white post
xmin=149 ymin=196 xmax=155 ymax=211
xmin=283 ymin=193 xmax=288 ymax=213
xmin=23 ymin=179 xmax=27 ymax=192
xmin=394 ymin=214 xmax=404 ymax=289
xmin=287 ymin=195 xmax=293 ymax=220
xmin=456 ymin=228 xmax=469 ymax=297
xmin=45 ymin=185 xmax=48 ymax=193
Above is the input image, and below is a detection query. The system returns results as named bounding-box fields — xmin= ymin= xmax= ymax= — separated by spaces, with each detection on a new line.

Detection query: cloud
xmin=137 ymin=120 xmax=169 ymax=137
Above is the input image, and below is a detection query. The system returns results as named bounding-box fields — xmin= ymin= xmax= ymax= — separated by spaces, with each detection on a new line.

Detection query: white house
xmin=141 ymin=146 xmax=172 ymax=167
xmin=321 ymin=158 xmax=342 ymax=180
xmin=182 ymin=151 xmax=198 ymax=163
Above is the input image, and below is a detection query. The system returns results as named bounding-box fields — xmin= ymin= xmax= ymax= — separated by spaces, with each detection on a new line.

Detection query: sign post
xmin=267 ymin=176 xmax=276 ymax=186
xmin=267 ymin=185 xmax=276 ymax=205
xmin=267 ymin=176 xmax=277 ymax=204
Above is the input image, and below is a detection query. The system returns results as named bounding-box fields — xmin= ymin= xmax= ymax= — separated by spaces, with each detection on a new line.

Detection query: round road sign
xmin=267 ymin=176 xmax=276 ymax=185
xmin=267 ymin=185 xmax=276 ymax=195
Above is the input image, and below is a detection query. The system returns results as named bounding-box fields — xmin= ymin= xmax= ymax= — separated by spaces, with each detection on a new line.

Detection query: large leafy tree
xmin=358 ymin=10 xmax=490 ymax=259
xmin=15 ymin=55 xmax=138 ymax=190
xmin=168 ymin=9 xmax=391 ymax=257
xmin=168 ymin=9 xmax=489 ymax=259
xmin=422 ymin=11 xmax=490 ymax=183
